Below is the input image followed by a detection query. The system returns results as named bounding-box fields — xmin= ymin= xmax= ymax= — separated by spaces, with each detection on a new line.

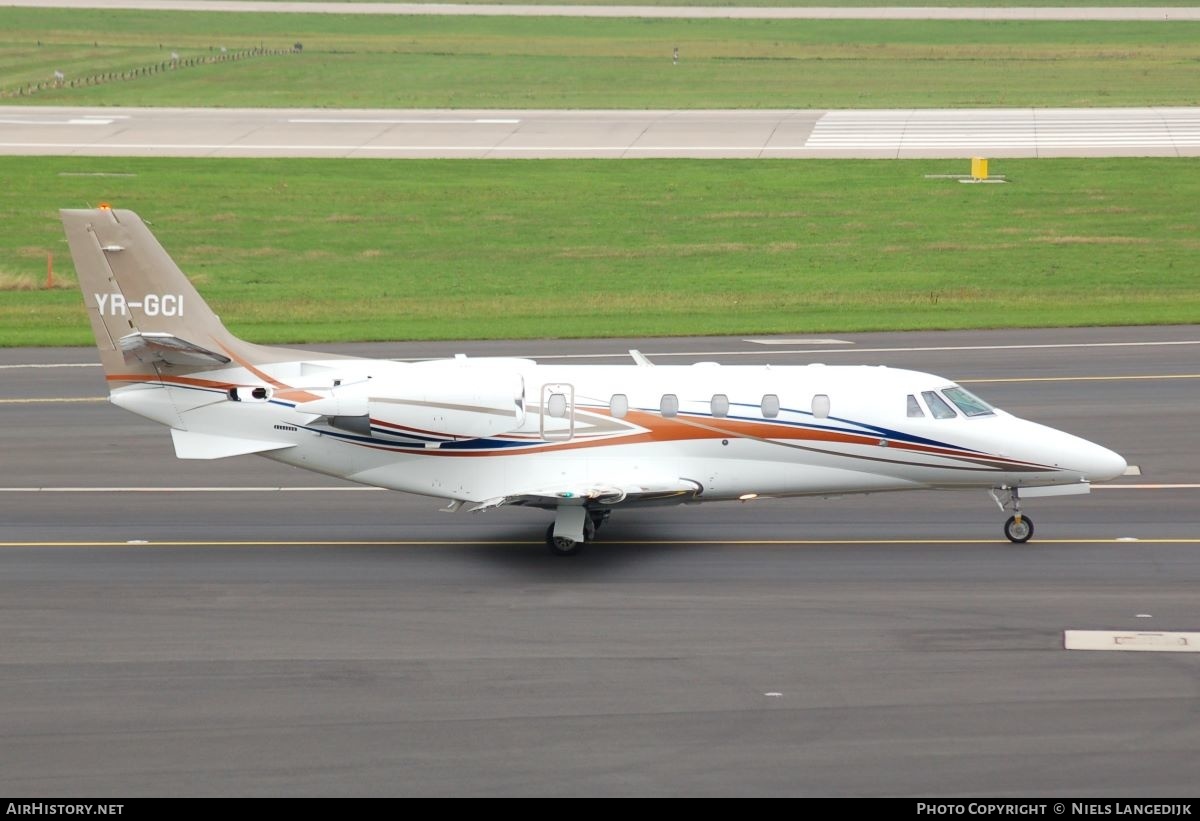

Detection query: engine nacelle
xmin=299 ymin=364 xmax=526 ymax=441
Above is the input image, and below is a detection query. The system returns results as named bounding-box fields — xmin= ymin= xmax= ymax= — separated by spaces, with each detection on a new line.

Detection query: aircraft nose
xmin=1081 ymin=443 xmax=1127 ymax=482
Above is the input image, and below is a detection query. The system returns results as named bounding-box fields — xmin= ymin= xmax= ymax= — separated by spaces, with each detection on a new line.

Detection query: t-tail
xmin=61 ymin=206 xmax=327 ymax=386
xmin=62 ymin=207 xmax=347 ymax=458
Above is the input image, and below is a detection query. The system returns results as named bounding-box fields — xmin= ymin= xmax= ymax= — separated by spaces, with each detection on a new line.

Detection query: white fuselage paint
xmin=112 ymin=355 xmax=1127 ymax=508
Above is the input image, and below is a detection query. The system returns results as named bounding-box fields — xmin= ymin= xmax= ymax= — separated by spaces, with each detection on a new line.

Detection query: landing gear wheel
xmin=588 ymin=509 xmax=610 ymax=535
xmin=1004 ymin=515 xmax=1034 ymax=544
xmin=546 ymin=524 xmax=583 ymax=557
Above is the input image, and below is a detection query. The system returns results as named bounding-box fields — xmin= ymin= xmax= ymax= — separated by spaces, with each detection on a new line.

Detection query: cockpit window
xmin=921 ymin=390 xmax=957 ymax=419
xmin=906 ymin=395 xmax=925 ymax=418
xmin=942 ymin=386 xmax=995 ymax=417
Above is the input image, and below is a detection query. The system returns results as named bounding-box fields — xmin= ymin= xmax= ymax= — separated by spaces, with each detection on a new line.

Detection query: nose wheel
xmin=991 ymin=487 xmax=1035 ymax=544
xmin=1003 ymin=514 xmax=1034 ymax=544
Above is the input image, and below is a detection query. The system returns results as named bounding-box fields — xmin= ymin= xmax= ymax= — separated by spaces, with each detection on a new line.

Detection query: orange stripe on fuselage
xmin=215 ymin=343 xmax=321 ymax=403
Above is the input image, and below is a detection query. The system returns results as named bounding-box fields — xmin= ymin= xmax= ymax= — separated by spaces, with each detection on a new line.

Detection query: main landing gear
xmin=991 ymin=487 xmax=1035 ymax=544
xmin=545 ymin=508 xmax=609 ymax=556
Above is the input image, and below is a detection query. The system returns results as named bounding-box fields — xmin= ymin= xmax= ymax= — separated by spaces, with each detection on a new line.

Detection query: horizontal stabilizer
xmin=119 ymin=331 xmax=232 ymax=367
xmin=171 ymin=429 xmax=294 ymax=460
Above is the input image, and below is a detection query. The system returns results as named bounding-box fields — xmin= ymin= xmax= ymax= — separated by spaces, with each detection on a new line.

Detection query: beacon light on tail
xmin=62 ymin=208 xmax=1126 ymax=555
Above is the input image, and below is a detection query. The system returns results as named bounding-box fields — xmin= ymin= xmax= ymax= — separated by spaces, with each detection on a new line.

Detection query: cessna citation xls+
xmin=62 ymin=207 xmax=1126 ymax=555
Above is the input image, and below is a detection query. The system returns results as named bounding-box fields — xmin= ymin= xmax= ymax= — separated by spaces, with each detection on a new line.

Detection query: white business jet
xmin=62 ymin=207 xmax=1126 ymax=555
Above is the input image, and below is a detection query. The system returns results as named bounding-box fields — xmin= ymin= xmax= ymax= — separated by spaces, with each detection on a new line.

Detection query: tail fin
xmin=62 ymin=207 xmax=252 ymax=380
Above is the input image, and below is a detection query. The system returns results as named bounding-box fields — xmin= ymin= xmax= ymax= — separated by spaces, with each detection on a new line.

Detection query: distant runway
xmin=3 ymin=1 xmax=1199 ymax=20
xmin=3 ymin=106 xmax=1200 ymax=158
xmin=2 ymin=327 xmax=1199 ymax=795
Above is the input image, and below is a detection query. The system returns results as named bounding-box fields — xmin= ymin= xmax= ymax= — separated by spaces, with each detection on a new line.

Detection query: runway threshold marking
xmin=2 ymin=538 xmax=1199 ymax=548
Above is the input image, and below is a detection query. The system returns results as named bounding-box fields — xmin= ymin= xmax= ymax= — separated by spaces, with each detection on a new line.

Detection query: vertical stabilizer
xmin=62 ymin=207 xmax=246 ymax=380
xmin=62 ymin=206 xmax=344 ymax=389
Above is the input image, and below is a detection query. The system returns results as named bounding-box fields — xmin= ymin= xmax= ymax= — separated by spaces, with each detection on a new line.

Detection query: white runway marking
xmin=1094 ymin=484 xmax=1200 ymax=490
xmin=286 ymin=118 xmax=521 ymax=125
xmin=3 ymin=537 xmax=1200 ymax=548
xmin=521 ymin=339 xmax=1200 ymax=361
xmin=0 ymin=397 xmax=105 ymax=404
xmin=1065 ymin=630 xmax=1200 ymax=653
xmin=9 ymin=339 xmax=1200 ymax=370
xmin=0 ymin=363 xmax=100 ymax=369
xmin=744 ymin=338 xmax=852 ymax=346
xmin=0 ymin=484 xmax=1194 ymax=493
xmin=805 ymin=110 xmax=1200 ymax=153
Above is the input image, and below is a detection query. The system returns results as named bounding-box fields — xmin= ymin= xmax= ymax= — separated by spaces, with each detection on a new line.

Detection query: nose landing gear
xmin=991 ymin=487 xmax=1035 ymax=544
xmin=1003 ymin=514 xmax=1034 ymax=544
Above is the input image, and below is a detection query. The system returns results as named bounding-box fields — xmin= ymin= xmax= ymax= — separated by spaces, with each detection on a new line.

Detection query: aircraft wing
xmin=469 ymin=477 xmax=702 ymax=512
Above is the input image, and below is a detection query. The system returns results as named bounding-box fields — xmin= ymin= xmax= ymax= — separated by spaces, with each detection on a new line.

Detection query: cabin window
xmin=660 ymin=394 xmax=679 ymax=418
xmin=547 ymin=393 xmax=568 ymax=418
xmin=922 ymin=390 xmax=957 ymax=419
xmin=811 ymin=394 xmax=830 ymax=419
xmin=610 ymin=394 xmax=629 ymax=419
xmin=761 ymin=394 xmax=780 ymax=419
xmin=710 ymin=394 xmax=730 ymax=418
xmin=906 ymin=394 xmax=925 ymax=418
xmin=942 ymin=386 xmax=995 ymax=417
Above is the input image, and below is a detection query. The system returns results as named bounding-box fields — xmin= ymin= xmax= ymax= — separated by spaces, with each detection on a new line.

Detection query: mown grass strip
xmin=2 ymin=10 xmax=1199 ymax=107
xmin=2 ymin=156 xmax=1197 ymax=346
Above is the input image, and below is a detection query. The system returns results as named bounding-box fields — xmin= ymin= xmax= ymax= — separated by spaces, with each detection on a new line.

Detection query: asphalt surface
xmin=3 ymin=1 xmax=1199 ymax=20
xmin=4 ymin=106 xmax=1199 ymax=159
xmin=1 ymin=327 xmax=1198 ymax=796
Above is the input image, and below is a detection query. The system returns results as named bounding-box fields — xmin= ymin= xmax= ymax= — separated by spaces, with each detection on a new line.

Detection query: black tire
xmin=546 ymin=523 xmax=583 ymax=556
xmin=588 ymin=509 xmax=610 ymax=534
xmin=1003 ymin=515 xmax=1034 ymax=544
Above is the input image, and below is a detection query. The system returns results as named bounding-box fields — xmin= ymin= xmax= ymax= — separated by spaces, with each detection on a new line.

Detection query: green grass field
xmin=2 ymin=9 xmax=1199 ymax=108
xmin=2 ymin=156 xmax=1197 ymax=347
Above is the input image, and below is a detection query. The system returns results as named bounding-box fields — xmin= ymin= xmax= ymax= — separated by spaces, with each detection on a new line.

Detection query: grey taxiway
xmin=1 ymin=326 xmax=1198 ymax=796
